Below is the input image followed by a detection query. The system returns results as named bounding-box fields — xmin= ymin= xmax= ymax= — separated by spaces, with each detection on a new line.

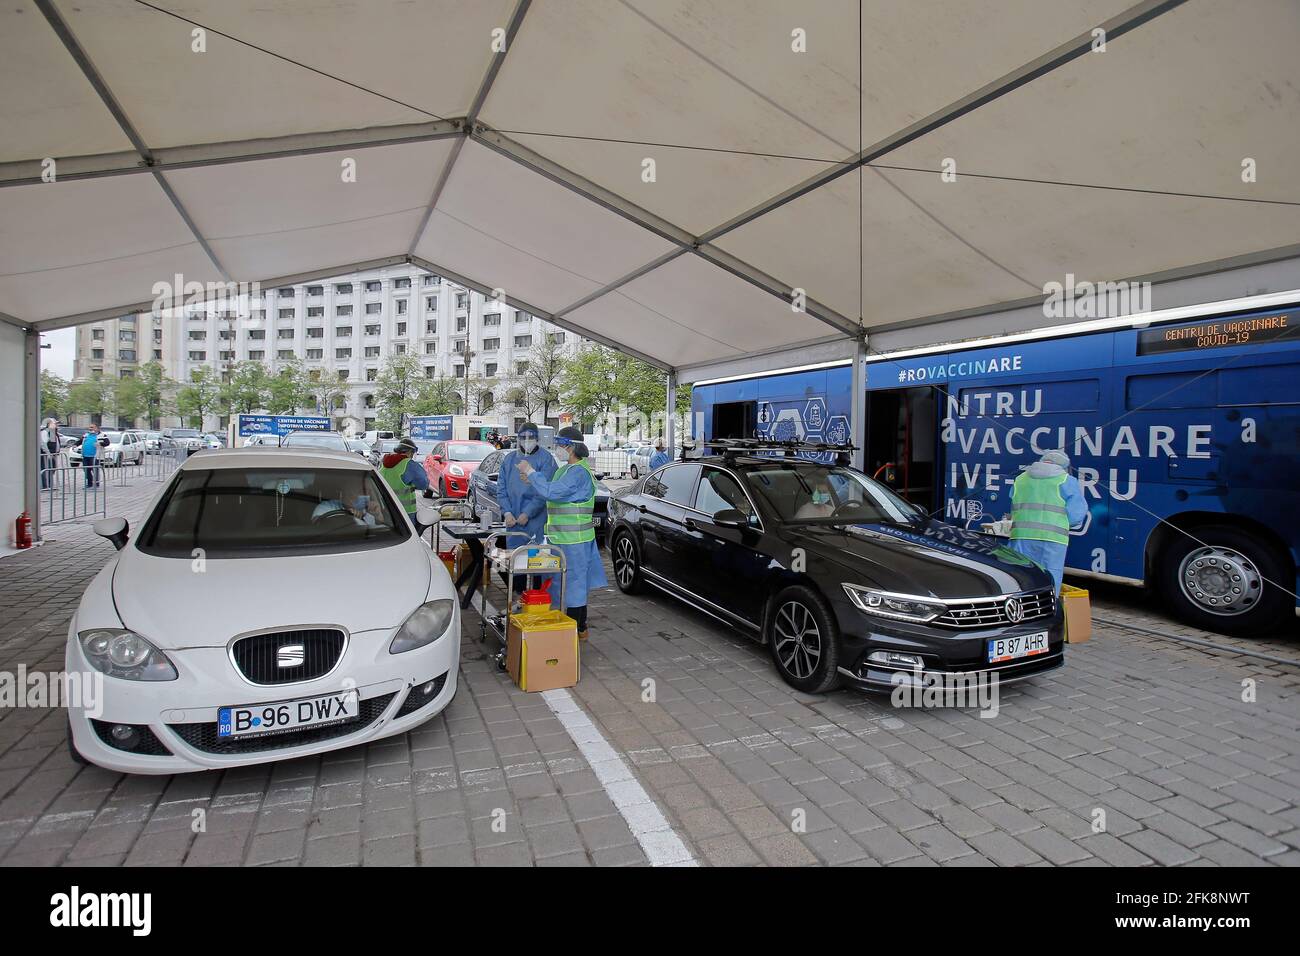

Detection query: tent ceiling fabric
xmin=2 ymin=0 xmax=1298 ymax=374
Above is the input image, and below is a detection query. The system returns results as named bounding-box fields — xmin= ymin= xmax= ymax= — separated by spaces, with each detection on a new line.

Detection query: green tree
xmin=174 ymin=366 xmax=222 ymax=428
xmin=408 ymin=373 xmax=461 ymax=419
xmin=66 ymin=374 xmax=113 ymax=425
xmin=307 ymin=369 xmax=349 ymax=421
xmin=134 ymin=360 xmax=174 ymax=428
xmin=265 ymin=359 xmax=313 ymax=415
xmin=559 ymin=344 xmax=630 ymax=431
xmin=112 ymin=375 xmax=148 ymax=427
xmin=521 ymin=334 xmax=567 ymax=423
xmin=40 ymin=369 xmax=69 ymax=421
xmin=373 ymin=354 xmax=426 ymax=432
xmin=220 ymin=360 xmax=271 ymax=414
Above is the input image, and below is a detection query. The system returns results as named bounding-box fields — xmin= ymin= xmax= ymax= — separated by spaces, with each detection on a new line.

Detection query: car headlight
xmin=389 ymin=599 xmax=455 ymax=654
xmin=78 ymin=629 xmax=178 ymax=681
xmin=842 ymin=585 xmax=945 ymax=623
xmin=449 ymin=465 xmax=465 ymax=477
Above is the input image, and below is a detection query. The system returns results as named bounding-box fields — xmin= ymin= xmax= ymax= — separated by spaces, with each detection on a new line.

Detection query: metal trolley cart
xmin=478 ymin=532 xmax=567 ymax=670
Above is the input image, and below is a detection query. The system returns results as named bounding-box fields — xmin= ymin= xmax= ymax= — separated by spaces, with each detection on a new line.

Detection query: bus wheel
xmin=1158 ymin=525 xmax=1293 ymax=636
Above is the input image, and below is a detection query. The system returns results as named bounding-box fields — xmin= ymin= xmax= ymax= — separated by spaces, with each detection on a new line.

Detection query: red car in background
xmin=423 ymin=439 xmax=495 ymax=498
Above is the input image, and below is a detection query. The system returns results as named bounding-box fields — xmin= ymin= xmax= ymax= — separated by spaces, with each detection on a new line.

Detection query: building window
xmin=278 ymin=288 xmax=294 ymax=298
xmin=306 ymin=285 xmax=323 ymax=296
xmin=119 ymin=349 xmax=136 ymax=361
xmin=247 ymin=329 xmax=266 ymax=340
xmin=279 ymin=308 xmax=295 ymax=319
xmin=248 ymin=350 xmax=265 ymax=360
xmin=395 ymin=322 xmax=406 ymax=337
xmin=189 ymin=351 xmax=206 ymax=361
xmin=394 ymin=277 xmax=411 ymax=289
xmin=456 ymin=293 xmax=468 ymax=309
xmin=336 ymin=348 xmax=352 ymax=359
xmin=366 ymin=368 xmax=378 ymax=382
xmin=152 ymin=329 xmax=163 ymax=343
xmin=306 ymin=328 xmax=323 ymax=339
xmin=454 ymin=365 xmax=464 ymax=378
xmin=365 ymin=302 xmax=382 ymax=315
xmin=335 ymin=283 xmax=352 ymax=294
xmin=456 ymin=317 xmax=467 ymax=332
xmin=91 ymin=349 xmax=104 ymax=360
xmin=453 ymin=340 xmax=465 ymax=353
xmin=188 ymin=330 xmax=205 ymax=341
xmin=516 ymin=310 xmax=530 ymax=323
xmin=396 ymin=299 xmax=408 ymax=315
xmin=424 ymin=366 xmax=437 ymax=378
xmin=365 ymin=280 xmax=382 ymax=292
xmin=365 ymin=346 xmax=381 ymax=358
xmin=483 ymin=313 xmax=501 ymax=326
xmin=423 ymin=275 xmax=440 ymax=286
xmin=152 ymin=349 xmax=162 ymax=361
xmin=485 ymin=362 xmax=498 ymax=377
xmin=482 ymin=337 xmax=499 ymax=351
xmin=425 ymin=296 xmax=437 ymax=311
xmin=516 ymin=361 xmax=529 ymax=375
xmin=92 ymin=328 xmax=104 ymax=340
xmin=306 ymin=348 xmax=323 ymax=360
xmin=514 ymin=335 xmax=532 ymax=348
xmin=425 ymin=321 xmax=437 ymax=335
xmin=277 ymin=349 xmax=295 ymax=360
xmin=336 ymin=304 xmax=353 ymax=316
xmin=424 ymin=342 xmax=437 ymax=355
xmin=394 ymin=343 xmax=406 ymax=355
xmin=308 ymin=307 xmax=324 ymax=318
xmin=336 ymin=326 xmax=352 ymax=338
xmin=119 ymin=329 xmax=136 ymax=342
xmin=220 ymin=351 xmax=235 ymax=361
xmin=279 ymin=329 xmax=296 ymax=339
xmin=366 ymin=324 xmax=382 ymax=336
xmin=252 ymin=309 xmax=266 ymax=321
xmin=337 ymin=369 xmax=349 ymax=381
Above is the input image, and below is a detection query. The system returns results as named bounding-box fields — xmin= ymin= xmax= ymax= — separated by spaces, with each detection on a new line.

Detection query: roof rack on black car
xmin=685 ymin=437 xmax=857 ymax=465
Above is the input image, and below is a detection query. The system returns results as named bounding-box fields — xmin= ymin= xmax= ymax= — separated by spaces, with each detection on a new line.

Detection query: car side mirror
xmin=432 ymin=454 xmax=444 ymax=463
xmin=594 ymin=472 xmax=607 ymax=481
xmin=711 ymin=508 xmax=749 ymax=529
xmin=93 ymin=516 xmax=129 ymax=550
xmin=415 ymin=501 xmax=438 ymax=528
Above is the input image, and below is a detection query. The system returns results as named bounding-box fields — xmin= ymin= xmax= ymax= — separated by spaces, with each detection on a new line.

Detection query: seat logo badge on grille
xmin=1004 ymin=597 xmax=1024 ymax=624
xmin=277 ymin=644 xmax=305 ymax=668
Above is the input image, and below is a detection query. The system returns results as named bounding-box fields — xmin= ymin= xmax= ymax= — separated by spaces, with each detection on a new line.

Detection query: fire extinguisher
xmin=14 ymin=511 xmax=32 ymax=549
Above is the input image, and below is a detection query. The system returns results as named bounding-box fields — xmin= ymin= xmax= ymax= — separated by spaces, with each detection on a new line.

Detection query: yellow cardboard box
xmin=506 ymin=610 xmax=579 ymax=692
xmin=1061 ymin=584 xmax=1092 ymax=643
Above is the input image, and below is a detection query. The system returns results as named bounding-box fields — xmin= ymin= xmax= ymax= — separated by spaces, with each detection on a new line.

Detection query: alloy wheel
xmin=614 ymin=535 xmax=637 ymax=588
xmin=773 ymin=600 xmax=822 ymax=679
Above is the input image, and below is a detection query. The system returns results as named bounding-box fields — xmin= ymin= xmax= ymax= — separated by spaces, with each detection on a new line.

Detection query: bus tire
xmin=1157 ymin=524 xmax=1293 ymax=636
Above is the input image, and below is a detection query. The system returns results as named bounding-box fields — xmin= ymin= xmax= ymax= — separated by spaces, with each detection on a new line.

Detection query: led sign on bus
xmin=1137 ymin=313 xmax=1297 ymax=355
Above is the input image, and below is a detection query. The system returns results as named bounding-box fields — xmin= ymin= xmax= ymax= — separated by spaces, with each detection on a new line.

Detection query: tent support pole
xmin=850 ymin=336 xmax=866 ymax=473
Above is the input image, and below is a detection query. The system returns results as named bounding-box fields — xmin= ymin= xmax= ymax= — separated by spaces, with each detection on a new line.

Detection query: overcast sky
xmin=42 ymin=328 xmax=75 ymax=378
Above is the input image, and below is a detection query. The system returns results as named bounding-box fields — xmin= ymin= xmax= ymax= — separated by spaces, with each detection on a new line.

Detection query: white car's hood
xmin=111 ymin=544 xmax=432 ymax=648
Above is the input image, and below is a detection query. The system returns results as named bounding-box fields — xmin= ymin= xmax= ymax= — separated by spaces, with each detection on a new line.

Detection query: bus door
xmin=714 ymin=400 xmax=757 ymax=440
xmin=864 ymin=385 xmax=940 ymax=514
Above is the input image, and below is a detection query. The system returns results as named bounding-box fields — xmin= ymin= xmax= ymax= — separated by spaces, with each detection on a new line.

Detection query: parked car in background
xmin=423 ymin=440 xmax=493 ymax=498
xmin=240 ymin=434 xmax=280 ymax=447
xmin=164 ymin=427 xmax=206 ymax=452
xmin=346 ymin=438 xmax=372 ymax=459
xmin=67 ymin=447 xmax=459 ymax=773
xmin=280 ymin=430 xmax=349 ymax=452
xmin=625 ymin=442 xmax=654 ymax=478
xmin=68 ymin=430 xmax=144 ymax=468
xmin=202 ymin=433 xmax=225 ymax=449
xmin=606 ymin=452 xmax=1062 ymax=695
xmin=59 ymin=425 xmax=90 ymax=451
xmin=467 ymin=448 xmax=610 ymax=547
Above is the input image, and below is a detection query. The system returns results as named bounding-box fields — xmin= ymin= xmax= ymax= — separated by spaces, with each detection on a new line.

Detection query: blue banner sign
xmin=238 ymin=414 xmax=330 ymax=437
xmin=410 ymin=415 xmax=453 ymax=441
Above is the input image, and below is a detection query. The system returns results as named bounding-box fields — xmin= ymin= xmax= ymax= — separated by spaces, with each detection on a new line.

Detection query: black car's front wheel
xmin=767 ymin=585 xmax=841 ymax=694
xmin=611 ymin=531 xmax=645 ymax=595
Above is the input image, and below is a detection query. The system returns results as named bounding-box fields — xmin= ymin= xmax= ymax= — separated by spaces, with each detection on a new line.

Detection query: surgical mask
xmin=519 ymin=438 xmax=538 ymax=454
xmin=812 ymin=490 xmax=831 ymax=505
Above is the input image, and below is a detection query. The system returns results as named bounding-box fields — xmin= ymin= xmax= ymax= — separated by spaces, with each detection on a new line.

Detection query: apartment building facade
xmin=73 ymin=266 xmax=585 ymax=434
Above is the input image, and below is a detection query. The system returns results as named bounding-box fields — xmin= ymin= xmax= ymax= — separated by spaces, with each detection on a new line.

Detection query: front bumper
xmin=832 ymin=601 xmax=1066 ymax=693
xmin=65 ymin=611 xmax=460 ymax=774
xmin=443 ymin=474 xmax=469 ymax=497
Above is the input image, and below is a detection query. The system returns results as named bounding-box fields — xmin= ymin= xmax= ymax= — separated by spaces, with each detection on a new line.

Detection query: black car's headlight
xmin=79 ymin=629 xmax=178 ymax=681
xmin=389 ymin=599 xmax=456 ymax=654
xmin=842 ymin=585 xmax=945 ymax=623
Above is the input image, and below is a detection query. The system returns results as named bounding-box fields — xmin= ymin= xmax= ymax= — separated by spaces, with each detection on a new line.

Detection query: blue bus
xmin=690 ymin=301 xmax=1300 ymax=635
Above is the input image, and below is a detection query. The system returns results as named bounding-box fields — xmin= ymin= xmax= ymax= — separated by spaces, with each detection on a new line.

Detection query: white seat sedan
xmin=66 ymin=447 xmax=459 ymax=774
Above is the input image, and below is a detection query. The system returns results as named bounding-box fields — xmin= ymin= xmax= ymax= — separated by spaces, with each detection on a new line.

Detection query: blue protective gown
xmin=497 ymin=445 xmax=557 ymax=544
xmin=1007 ymin=466 xmax=1088 ymax=592
xmin=526 ymin=461 xmax=608 ymax=608
xmin=648 ymin=450 xmax=671 ymax=471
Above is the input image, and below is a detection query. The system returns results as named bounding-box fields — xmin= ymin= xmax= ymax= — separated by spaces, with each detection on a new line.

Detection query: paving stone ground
xmin=0 ymin=469 xmax=1297 ymax=866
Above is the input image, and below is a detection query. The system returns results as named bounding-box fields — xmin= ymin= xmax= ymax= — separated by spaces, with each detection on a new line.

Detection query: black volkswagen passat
xmin=606 ymin=454 xmax=1063 ymax=694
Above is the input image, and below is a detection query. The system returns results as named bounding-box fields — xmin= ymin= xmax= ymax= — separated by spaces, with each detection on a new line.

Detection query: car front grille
xmin=935 ymin=588 xmax=1056 ymax=628
xmin=230 ymin=628 xmax=345 ymax=685
xmin=166 ymin=692 xmax=396 ymax=755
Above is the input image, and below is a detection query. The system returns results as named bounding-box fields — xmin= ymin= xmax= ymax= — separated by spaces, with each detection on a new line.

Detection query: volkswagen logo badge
xmin=277 ymin=644 xmax=305 ymax=668
xmin=1004 ymin=597 xmax=1024 ymax=624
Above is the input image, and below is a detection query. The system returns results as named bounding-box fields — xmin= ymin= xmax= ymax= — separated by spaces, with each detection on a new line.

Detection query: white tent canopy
xmin=2 ymin=0 xmax=1300 ymax=378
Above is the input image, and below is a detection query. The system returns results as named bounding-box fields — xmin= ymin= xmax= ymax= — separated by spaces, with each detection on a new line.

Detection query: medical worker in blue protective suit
xmin=516 ymin=426 xmax=608 ymax=641
xmin=648 ymin=439 xmax=671 ymax=471
xmin=1007 ymin=449 xmax=1088 ymax=593
xmin=498 ymin=422 xmax=556 ymax=544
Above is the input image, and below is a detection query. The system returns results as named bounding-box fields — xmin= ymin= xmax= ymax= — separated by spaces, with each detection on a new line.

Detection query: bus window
xmin=714 ymin=401 xmax=756 ymax=440
xmin=1126 ymin=370 xmax=1218 ymax=410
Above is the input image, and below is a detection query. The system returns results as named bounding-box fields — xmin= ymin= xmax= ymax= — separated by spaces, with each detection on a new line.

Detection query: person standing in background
xmin=649 ymin=439 xmax=670 ymax=471
xmin=80 ymin=424 xmax=102 ymax=489
xmin=1007 ymin=449 xmax=1087 ymax=593
xmin=39 ymin=418 xmax=59 ymax=489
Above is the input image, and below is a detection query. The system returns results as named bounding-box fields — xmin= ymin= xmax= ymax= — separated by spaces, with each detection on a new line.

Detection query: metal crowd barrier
xmin=109 ymin=445 xmax=184 ymax=485
xmin=39 ymin=464 xmax=108 ymax=524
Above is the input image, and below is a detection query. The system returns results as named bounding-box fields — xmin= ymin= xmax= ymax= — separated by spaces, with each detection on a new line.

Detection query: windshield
xmin=170 ymin=429 xmax=200 ymax=438
xmin=743 ymin=462 xmax=920 ymax=525
xmin=448 ymin=443 xmax=492 ymax=461
xmin=138 ymin=467 xmax=409 ymax=557
xmin=282 ymin=432 xmax=348 ymax=451
xmin=103 ymin=432 xmax=123 ymax=443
